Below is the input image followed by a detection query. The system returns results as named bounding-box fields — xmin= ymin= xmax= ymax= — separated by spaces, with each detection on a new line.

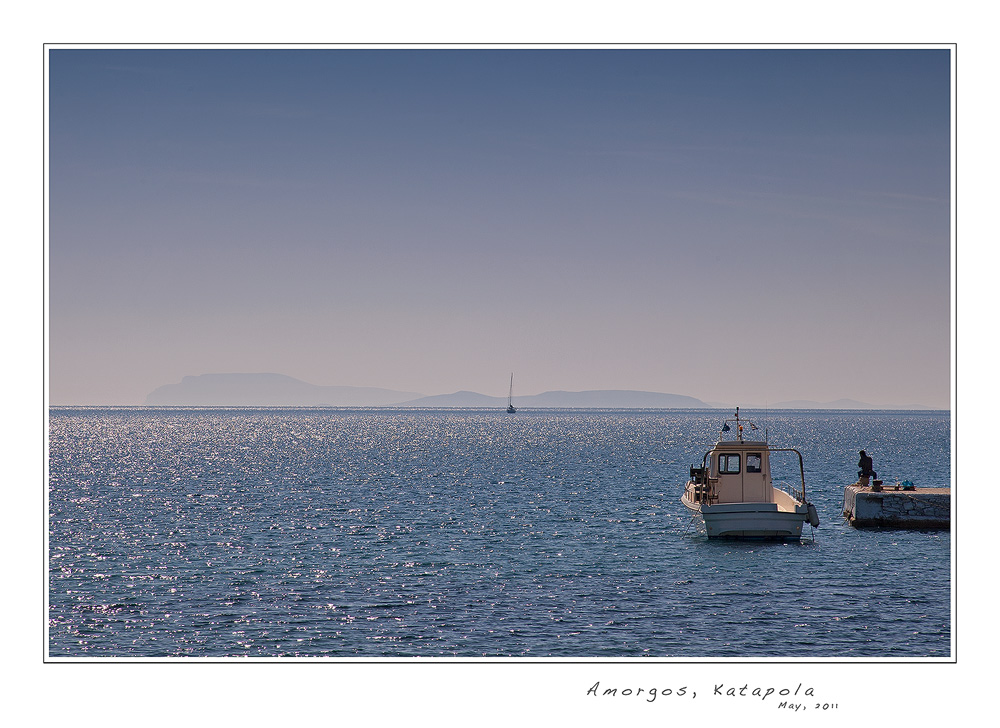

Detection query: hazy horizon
xmin=54 ymin=370 xmax=945 ymax=410
xmin=48 ymin=48 xmax=952 ymax=408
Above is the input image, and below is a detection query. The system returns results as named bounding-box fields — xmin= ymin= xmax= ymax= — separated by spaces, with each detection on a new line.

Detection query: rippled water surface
xmin=48 ymin=408 xmax=951 ymax=658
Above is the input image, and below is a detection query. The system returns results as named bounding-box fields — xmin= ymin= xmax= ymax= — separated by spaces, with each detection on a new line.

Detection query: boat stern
xmin=700 ymin=502 xmax=807 ymax=540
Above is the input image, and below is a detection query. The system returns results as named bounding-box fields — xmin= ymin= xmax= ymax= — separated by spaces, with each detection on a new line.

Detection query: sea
xmin=48 ymin=407 xmax=952 ymax=659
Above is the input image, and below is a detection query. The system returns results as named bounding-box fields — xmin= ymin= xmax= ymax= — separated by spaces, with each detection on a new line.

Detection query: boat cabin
xmin=691 ymin=439 xmax=774 ymax=505
xmin=687 ymin=408 xmax=806 ymax=506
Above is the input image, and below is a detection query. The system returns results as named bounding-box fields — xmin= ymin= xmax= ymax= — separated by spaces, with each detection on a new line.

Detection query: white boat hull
xmin=682 ymin=487 xmax=810 ymax=540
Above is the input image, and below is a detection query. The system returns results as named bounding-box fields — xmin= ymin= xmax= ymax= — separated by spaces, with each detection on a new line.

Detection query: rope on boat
xmin=686 ymin=514 xmax=702 ymax=534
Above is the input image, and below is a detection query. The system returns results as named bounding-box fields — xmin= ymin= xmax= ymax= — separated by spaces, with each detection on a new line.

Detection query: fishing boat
xmin=506 ymin=373 xmax=517 ymax=413
xmin=681 ymin=408 xmax=819 ymax=540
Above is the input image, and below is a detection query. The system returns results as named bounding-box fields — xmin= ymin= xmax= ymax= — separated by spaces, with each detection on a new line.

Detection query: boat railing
xmin=766 ymin=447 xmax=807 ymax=502
xmin=774 ymin=481 xmax=806 ymax=504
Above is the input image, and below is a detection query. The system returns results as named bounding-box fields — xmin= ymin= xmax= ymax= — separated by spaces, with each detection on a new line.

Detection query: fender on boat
xmin=807 ymin=503 xmax=820 ymax=528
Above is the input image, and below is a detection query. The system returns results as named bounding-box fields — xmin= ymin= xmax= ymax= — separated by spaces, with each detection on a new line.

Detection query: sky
xmin=47 ymin=47 xmax=952 ymax=408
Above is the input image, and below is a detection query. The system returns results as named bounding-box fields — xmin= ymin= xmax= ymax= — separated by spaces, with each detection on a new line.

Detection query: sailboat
xmin=506 ymin=373 xmax=517 ymax=413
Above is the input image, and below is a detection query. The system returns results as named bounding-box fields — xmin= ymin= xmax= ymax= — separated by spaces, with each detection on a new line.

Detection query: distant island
xmin=142 ymin=373 xmax=938 ymax=409
xmin=144 ymin=373 xmax=709 ymax=408
xmin=401 ymin=390 xmax=709 ymax=409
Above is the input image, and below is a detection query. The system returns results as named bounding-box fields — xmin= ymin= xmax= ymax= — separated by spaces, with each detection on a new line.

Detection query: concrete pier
xmin=843 ymin=484 xmax=950 ymax=529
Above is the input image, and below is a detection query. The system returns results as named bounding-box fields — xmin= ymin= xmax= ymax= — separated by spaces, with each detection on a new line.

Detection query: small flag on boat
xmin=721 ymin=423 xmax=731 ymax=432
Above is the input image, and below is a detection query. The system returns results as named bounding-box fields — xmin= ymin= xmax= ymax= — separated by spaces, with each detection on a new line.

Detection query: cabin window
xmin=719 ymin=454 xmax=740 ymax=474
xmin=747 ymin=453 xmax=762 ymax=473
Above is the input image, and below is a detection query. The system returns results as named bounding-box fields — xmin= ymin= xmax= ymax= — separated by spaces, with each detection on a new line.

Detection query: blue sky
xmin=48 ymin=48 xmax=952 ymax=407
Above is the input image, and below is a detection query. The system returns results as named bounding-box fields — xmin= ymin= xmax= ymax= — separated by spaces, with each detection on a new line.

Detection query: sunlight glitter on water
xmin=49 ymin=408 xmax=950 ymax=658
